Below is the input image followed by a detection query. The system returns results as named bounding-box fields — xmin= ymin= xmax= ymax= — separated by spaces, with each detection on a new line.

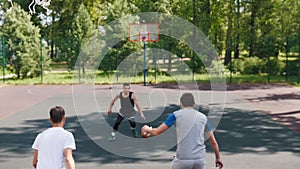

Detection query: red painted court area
xmin=0 ymin=85 xmax=72 ymax=119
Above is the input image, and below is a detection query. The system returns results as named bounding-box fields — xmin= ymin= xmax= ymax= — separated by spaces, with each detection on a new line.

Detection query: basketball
xmin=141 ymin=126 xmax=152 ymax=138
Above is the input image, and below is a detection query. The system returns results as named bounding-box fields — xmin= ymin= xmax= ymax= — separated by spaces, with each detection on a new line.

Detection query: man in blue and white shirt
xmin=143 ymin=93 xmax=223 ymax=169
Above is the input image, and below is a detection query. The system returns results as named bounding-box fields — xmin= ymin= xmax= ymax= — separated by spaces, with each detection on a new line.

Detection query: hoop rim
xmin=129 ymin=23 xmax=160 ymax=42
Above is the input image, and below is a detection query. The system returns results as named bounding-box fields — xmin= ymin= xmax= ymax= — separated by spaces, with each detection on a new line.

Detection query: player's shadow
xmin=0 ymin=105 xmax=180 ymax=165
xmin=104 ymin=104 xmax=180 ymax=139
xmin=0 ymin=105 xmax=300 ymax=165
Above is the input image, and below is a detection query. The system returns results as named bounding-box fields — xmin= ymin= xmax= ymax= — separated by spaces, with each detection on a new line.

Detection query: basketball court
xmin=0 ymin=84 xmax=299 ymax=169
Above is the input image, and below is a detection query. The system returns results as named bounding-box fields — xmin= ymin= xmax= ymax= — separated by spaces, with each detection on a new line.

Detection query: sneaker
xmin=108 ymin=136 xmax=116 ymax=141
xmin=132 ymin=129 xmax=139 ymax=138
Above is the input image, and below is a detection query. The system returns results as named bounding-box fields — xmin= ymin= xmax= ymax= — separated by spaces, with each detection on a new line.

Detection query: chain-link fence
xmin=1 ymin=35 xmax=300 ymax=84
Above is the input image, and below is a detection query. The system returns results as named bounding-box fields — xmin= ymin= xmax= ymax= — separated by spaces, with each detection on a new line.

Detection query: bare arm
xmin=208 ymin=131 xmax=223 ymax=169
xmin=32 ymin=150 xmax=38 ymax=168
xmin=108 ymin=94 xmax=120 ymax=115
xmin=143 ymin=123 xmax=169 ymax=136
xmin=132 ymin=94 xmax=146 ymax=121
xmin=64 ymin=148 xmax=75 ymax=169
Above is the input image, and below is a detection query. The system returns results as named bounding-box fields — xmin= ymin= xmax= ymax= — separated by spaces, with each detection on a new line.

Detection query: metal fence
xmin=1 ymin=35 xmax=300 ymax=84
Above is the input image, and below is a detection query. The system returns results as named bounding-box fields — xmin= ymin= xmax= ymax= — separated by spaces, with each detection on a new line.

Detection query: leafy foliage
xmin=0 ymin=4 xmax=49 ymax=78
xmin=0 ymin=0 xmax=299 ymax=80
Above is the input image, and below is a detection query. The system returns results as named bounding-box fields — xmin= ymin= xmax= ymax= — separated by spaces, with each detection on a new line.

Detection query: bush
xmin=209 ymin=60 xmax=229 ymax=75
xmin=263 ymin=59 xmax=285 ymax=75
xmin=231 ymin=59 xmax=245 ymax=74
xmin=231 ymin=57 xmax=264 ymax=74
xmin=286 ymin=58 xmax=299 ymax=76
xmin=231 ymin=57 xmax=285 ymax=75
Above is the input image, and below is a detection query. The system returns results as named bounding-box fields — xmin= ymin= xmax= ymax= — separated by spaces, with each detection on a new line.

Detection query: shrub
xmin=231 ymin=57 xmax=264 ymax=75
xmin=231 ymin=57 xmax=285 ymax=75
xmin=263 ymin=59 xmax=285 ymax=75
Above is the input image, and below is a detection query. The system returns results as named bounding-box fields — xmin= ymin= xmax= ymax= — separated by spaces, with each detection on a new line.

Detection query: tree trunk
xmin=192 ymin=0 xmax=197 ymax=78
xmin=82 ymin=56 xmax=85 ymax=76
xmin=50 ymin=13 xmax=55 ymax=59
xmin=234 ymin=0 xmax=240 ymax=59
xmin=50 ymin=40 xmax=54 ymax=59
xmin=224 ymin=2 xmax=233 ymax=65
xmin=204 ymin=0 xmax=211 ymax=36
xmin=249 ymin=2 xmax=257 ymax=57
xmin=167 ymin=54 xmax=172 ymax=72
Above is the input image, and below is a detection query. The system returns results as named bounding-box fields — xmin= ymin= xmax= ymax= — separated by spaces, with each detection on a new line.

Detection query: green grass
xmin=1 ymin=69 xmax=300 ymax=86
xmin=1 ymin=71 xmax=74 ymax=85
xmin=227 ymin=74 xmax=300 ymax=84
xmin=49 ymin=61 xmax=68 ymax=70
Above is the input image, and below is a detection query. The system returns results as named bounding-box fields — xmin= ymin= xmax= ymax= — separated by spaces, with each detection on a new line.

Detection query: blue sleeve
xmin=164 ymin=114 xmax=176 ymax=127
xmin=205 ymin=120 xmax=212 ymax=132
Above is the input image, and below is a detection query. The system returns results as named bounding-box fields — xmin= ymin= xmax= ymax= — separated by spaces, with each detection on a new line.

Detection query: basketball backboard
xmin=129 ymin=23 xmax=160 ymax=42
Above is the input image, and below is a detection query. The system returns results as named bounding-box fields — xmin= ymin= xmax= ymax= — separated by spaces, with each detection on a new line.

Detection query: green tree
xmin=209 ymin=0 xmax=226 ymax=55
xmin=98 ymin=0 xmax=140 ymax=73
xmin=224 ymin=0 xmax=235 ymax=65
xmin=71 ymin=3 xmax=95 ymax=74
xmin=0 ymin=5 xmax=49 ymax=78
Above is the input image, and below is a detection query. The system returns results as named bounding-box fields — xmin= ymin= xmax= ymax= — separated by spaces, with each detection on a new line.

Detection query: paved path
xmin=0 ymin=84 xmax=299 ymax=169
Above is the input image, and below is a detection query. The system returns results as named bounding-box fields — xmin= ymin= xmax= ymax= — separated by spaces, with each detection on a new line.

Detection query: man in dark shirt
xmin=108 ymin=83 xmax=146 ymax=140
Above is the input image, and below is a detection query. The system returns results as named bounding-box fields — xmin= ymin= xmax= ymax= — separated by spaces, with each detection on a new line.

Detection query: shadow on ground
xmin=269 ymin=110 xmax=300 ymax=133
xmin=205 ymin=108 xmax=300 ymax=155
xmin=0 ymin=105 xmax=299 ymax=165
xmin=246 ymin=92 xmax=300 ymax=102
xmin=149 ymin=83 xmax=294 ymax=91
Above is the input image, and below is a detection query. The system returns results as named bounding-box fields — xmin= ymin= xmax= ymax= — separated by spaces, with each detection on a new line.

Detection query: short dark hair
xmin=49 ymin=106 xmax=65 ymax=123
xmin=180 ymin=93 xmax=195 ymax=107
xmin=123 ymin=83 xmax=130 ymax=88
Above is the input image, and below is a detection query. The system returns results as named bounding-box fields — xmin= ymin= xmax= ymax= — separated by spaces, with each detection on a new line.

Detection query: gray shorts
xmin=170 ymin=156 xmax=205 ymax=169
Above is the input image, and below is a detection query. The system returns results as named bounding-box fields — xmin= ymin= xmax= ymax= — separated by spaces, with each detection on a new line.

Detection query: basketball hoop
xmin=129 ymin=23 xmax=160 ymax=86
xmin=139 ymin=32 xmax=150 ymax=42
xmin=129 ymin=23 xmax=160 ymax=42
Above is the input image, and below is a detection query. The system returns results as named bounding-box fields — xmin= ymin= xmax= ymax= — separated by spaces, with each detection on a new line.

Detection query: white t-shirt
xmin=32 ymin=127 xmax=76 ymax=169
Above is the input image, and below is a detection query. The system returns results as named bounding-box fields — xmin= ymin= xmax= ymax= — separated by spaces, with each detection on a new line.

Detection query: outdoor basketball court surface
xmin=0 ymin=84 xmax=299 ymax=169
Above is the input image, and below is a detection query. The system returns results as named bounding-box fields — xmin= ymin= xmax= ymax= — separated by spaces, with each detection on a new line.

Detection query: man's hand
xmin=216 ymin=158 xmax=223 ymax=169
xmin=107 ymin=110 xmax=112 ymax=115
xmin=142 ymin=125 xmax=152 ymax=132
xmin=140 ymin=112 xmax=146 ymax=121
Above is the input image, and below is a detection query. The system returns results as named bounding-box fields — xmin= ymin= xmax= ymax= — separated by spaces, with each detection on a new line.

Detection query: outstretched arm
xmin=108 ymin=94 xmax=120 ymax=115
xmin=207 ymin=131 xmax=223 ymax=169
xmin=132 ymin=94 xmax=146 ymax=121
xmin=142 ymin=123 xmax=169 ymax=136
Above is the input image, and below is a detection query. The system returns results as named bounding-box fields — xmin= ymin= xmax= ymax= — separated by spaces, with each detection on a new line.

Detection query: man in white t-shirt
xmin=32 ymin=106 xmax=76 ymax=169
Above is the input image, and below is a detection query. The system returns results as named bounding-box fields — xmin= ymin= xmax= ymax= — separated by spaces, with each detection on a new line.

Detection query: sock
xmin=111 ymin=131 xmax=116 ymax=137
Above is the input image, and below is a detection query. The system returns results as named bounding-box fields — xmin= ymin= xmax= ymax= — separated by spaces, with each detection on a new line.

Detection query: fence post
xmin=285 ymin=36 xmax=289 ymax=82
xmin=298 ymin=34 xmax=300 ymax=84
xmin=267 ymin=39 xmax=271 ymax=83
xmin=1 ymin=37 xmax=5 ymax=83
xmin=229 ymin=57 xmax=233 ymax=83
xmin=40 ymin=38 xmax=43 ymax=83
xmin=78 ymin=38 xmax=81 ymax=83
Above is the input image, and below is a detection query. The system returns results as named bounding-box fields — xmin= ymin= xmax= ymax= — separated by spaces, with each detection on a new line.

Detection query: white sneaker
xmin=108 ymin=135 xmax=116 ymax=141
